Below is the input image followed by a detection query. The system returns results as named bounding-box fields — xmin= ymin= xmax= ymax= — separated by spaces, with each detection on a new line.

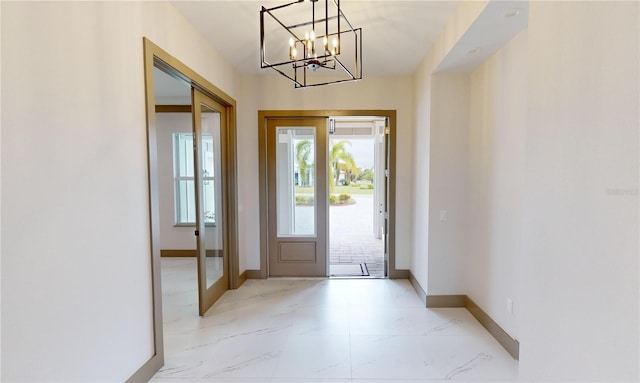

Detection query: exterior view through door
xmin=263 ymin=114 xmax=388 ymax=278
xmin=328 ymin=117 xmax=387 ymax=278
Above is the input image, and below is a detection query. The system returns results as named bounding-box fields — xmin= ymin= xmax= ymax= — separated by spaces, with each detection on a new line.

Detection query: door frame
xmin=258 ymin=110 xmax=400 ymax=279
xmin=266 ymin=118 xmax=329 ymax=276
xmin=192 ymin=90 xmax=231 ymax=315
xmin=135 ymin=37 xmax=239 ymax=381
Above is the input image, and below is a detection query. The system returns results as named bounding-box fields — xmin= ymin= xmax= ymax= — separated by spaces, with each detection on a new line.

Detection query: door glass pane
xmin=202 ymin=132 xmax=215 ymax=225
xmin=174 ymin=133 xmax=194 ymax=177
xmin=276 ymin=127 xmax=315 ymax=236
xmin=176 ymin=179 xmax=196 ymax=223
xmin=200 ymin=103 xmax=223 ymax=288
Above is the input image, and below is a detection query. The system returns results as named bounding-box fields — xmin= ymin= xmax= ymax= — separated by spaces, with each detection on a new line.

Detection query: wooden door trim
xmin=266 ymin=118 xmax=328 ymax=277
xmin=257 ymin=110 xmax=398 ymax=279
xmin=137 ymin=37 xmax=240 ymax=382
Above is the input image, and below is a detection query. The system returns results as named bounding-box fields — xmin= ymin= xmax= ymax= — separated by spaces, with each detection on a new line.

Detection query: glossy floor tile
xmin=151 ymin=260 xmax=518 ymax=382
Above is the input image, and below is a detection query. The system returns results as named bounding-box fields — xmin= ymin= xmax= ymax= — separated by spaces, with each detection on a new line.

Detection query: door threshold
xmin=329 ymin=275 xmax=386 ymax=280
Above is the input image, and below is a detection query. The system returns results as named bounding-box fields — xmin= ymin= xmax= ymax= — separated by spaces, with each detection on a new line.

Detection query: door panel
xmin=267 ymin=118 xmax=327 ymax=276
xmin=192 ymin=89 xmax=228 ymax=315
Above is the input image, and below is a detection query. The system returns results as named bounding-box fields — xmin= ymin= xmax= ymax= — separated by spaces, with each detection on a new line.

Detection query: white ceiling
xmin=436 ymin=1 xmax=528 ymax=72
xmin=154 ymin=67 xmax=191 ymax=105
xmin=170 ymin=0 xmax=462 ymax=76
xmin=157 ymin=0 xmax=528 ymax=98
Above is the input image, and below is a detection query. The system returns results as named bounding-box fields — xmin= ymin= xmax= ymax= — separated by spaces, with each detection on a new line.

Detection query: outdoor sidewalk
xmin=329 ymin=194 xmax=384 ymax=277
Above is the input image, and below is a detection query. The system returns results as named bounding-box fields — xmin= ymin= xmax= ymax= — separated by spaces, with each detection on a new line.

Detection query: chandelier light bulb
xmin=310 ymin=30 xmax=316 ymax=41
xmin=289 ymin=37 xmax=297 ymax=60
xmin=305 ymin=31 xmax=310 ymax=40
xmin=323 ymin=36 xmax=328 ymax=47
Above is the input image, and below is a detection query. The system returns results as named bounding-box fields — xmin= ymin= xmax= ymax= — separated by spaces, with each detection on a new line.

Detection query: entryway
xmin=258 ymin=110 xmax=397 ymax=278
xmin=328 ymin=116 xmax=387 ymax=278
xmin=144 ymin=38 xmax=240 ymax=323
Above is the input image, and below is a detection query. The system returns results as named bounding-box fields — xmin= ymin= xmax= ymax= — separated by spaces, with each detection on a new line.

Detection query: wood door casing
xmin=266 ymin=118 xmax=328 ymax=277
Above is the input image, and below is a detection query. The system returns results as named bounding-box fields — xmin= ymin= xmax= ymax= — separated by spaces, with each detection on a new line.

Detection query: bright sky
xmin=331 ymin=138 xmax=375 ymax=170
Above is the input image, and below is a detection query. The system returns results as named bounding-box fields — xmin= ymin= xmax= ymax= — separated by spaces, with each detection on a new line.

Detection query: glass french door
xmin=192 ymin=88 xmax=228 ymax=315
xmin=266 ymin=118 xmax=328 ymax=276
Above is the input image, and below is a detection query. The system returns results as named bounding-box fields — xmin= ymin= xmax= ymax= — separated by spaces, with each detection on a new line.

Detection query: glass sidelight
xmin=267 ymin=118 xmax=327 ymax=277
xmin=276 ymin=128 xmax=316 ymax=237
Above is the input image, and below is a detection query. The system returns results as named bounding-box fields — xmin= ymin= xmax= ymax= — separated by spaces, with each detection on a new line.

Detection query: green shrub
xmin=338 ymin=194 xmax=351 ymax=201
xmin=295 ymin=195 xmax=314 ymax=204
xmin=329 ymin=195 xmax=338 ymax=204
xmin=359 ymin=184 xmax=374 ymax=190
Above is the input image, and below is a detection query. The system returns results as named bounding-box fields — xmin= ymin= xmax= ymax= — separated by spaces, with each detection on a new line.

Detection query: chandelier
xmin=260 ymin=0 xmax=362 ymax=88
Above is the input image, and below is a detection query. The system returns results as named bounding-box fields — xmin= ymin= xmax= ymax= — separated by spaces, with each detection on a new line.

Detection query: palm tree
xmin=329 ymin=140 xmax=359 ymax=191
xmin=295 ymin=139 xmax=312 ymax=186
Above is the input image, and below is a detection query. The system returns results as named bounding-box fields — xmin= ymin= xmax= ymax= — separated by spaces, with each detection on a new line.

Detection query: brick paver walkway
xmin=329 ymin=194 xmax=384 ymax=277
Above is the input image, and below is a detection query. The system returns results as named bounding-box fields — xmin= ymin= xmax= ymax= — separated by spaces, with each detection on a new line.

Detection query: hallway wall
xmin=427 ymin=73 xmax=470 ymax=295
xmin=236 ymin=75 xmax=414 ymax=272
xmin=409 ymin=0 xmax=488 ymax=298
xmin=1 ymin=1 xmax=237 ymax=381
xmin=466 ymin=29 xmax=528 ymax=341
xmin=519 ymin=1 xmax=639 ymax=380
xmin=411 ymin=0 xmax=638 ymax=380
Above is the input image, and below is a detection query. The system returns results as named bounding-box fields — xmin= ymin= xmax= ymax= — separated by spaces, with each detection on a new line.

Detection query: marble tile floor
xmin=152 ymin=259 xmax=518 ymax=382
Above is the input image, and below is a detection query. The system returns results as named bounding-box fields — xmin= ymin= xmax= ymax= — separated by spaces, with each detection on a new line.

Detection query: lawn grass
xmin=295 ymin=184 xmax=374 ymax=195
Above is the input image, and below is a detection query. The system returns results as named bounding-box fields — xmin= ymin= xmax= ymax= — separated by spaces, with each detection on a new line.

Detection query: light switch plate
xmin=439 ymin=210 xmax=448 ymax=221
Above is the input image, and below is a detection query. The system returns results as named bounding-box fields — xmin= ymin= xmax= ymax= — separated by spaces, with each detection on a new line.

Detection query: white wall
xmin=519 ymin=1 xmax=639 ymax=380
xmin=427 ymin=73 xmax=470 ymax=295
xmin=410 ymin=0 xmax=488 ymax=292
xmin=1 ymin=1 xmax=237 ymax=381
xmin=237 ymin=75 xmax=414 ymax=271
xmin=412 ymin=4 xmax=639 ymax=380
xmin=466 ymin=30 xmax=527 ymax=339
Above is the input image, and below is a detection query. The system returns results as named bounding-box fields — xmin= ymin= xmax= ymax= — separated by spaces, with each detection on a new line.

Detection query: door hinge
xmin=385 ymin=169 xmax=389 ymax=178
xmin=384 ymin=212 xmax=389 ymax=219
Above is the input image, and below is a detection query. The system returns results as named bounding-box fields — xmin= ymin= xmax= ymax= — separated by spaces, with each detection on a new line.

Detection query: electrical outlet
xmin=506 ymin=298 xmax=513 ymax=314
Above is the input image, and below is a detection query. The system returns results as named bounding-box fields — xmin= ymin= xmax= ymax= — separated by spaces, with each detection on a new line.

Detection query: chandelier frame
xmin=260 ymin=0 xmax=362 ymax=88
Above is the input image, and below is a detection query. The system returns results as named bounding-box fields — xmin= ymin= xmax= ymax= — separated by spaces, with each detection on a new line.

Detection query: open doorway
xmin=258 ymin=110 xmax=396 ymax=279
xmin=152 ymin=67 xmax=200 ymax=320
xmin=153 ymin=66 xmax=231 ymax=316
xmin=141 ymin=38 xmax=240 ymax=379
xmin=328 ymin=117 xmax=387 ymax=278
